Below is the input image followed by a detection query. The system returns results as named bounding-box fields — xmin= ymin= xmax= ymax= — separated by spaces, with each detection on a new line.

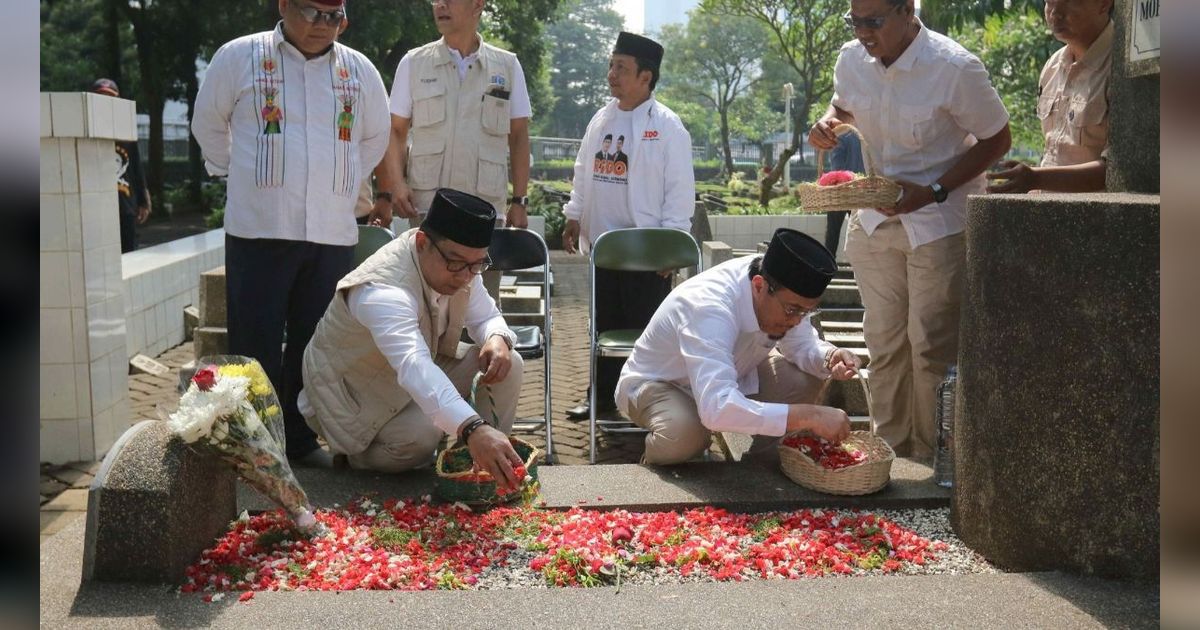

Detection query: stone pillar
xmin=40 ymin=92 xmax=136 ymax=464
xmin=1107 ymin=0 xmax=1160 ymax=193
xmin=952 ymin=193 xmax=1159 ymax=582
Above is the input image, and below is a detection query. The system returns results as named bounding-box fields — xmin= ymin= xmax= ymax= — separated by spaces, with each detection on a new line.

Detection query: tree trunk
xmin=103 ymin=0 xmax=122 ymax=85
xmin=186 ymin=70 xmax=204 ymax=213
xmin=719 ymin=107 xmax=734 ymax=176
xmin=127 ymin=9 xmax=165 ymax=215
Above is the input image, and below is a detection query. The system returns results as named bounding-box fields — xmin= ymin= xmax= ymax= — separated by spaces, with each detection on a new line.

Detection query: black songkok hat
xmin=613 ymin=31 xmax=664 ymax=69
xmin=421 ymin=188 xmax=496 ymax=248
xmin=761 ymin=228 xmax=836 ymax=299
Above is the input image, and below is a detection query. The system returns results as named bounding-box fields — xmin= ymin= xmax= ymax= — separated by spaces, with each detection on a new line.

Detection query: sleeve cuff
xmin=760 ymin=402 xmax=790 ymax=437
xmin=432 ymin=400 xmax=480 ymax=437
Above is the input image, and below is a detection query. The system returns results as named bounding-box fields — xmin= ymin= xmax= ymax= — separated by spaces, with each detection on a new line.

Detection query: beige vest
xmin=407 ymin=38 xmax=515 ymax=216
xmin=301 ymin=229 xmax=472 ymax=455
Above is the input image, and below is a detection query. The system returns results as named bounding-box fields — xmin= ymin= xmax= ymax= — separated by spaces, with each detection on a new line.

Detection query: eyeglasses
xmin=842 ymin=8 xmax=898 ymax=30
xmin=293 ymin=3 xmax=346 ymax=26
xmin=767 ymin=282 xmax=820 ymax=319
xmin=431 ymin=239 xmax=491 ymax=274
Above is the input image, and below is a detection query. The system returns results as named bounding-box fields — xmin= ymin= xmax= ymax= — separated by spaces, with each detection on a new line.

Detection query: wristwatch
xmin=375 ymin=191 xmax=393 ymax=203
xmin=930 ymin=182 xmax=948 ymax=204
xmin=508 ymin=195 xmax=528 ymax=206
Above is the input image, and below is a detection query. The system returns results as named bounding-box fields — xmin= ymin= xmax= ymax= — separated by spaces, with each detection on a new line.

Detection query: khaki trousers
xmin=845 ymin=216 xmax=964 ymax=458
xmin=348 ymin=346 xmax=524 ymax=473
xmin=626 ymin=351 xmax=825 ymax=465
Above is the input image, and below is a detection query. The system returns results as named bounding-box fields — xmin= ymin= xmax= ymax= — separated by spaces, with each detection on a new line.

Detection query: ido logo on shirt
xmin=592 ymin=131 xmax=629 ymax=184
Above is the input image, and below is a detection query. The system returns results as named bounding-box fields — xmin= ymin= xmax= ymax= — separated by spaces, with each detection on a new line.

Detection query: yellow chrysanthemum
xmin=263 ymin=405 xmax=281 ymax=417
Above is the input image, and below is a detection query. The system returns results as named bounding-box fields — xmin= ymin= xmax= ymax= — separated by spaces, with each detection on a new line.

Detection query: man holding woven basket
xmin=617 ymin=229 xmax=859 ymax=465
xmin=299 ymin=189 xmax=526 ymax=491
xmin=809 ymin=0 xmax=1012 ymax=459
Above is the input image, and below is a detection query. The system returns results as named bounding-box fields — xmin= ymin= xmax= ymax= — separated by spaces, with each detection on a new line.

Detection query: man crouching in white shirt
xmin=617 ymin=228 xmax=859 ymax=465
xmin=299 ymin=188 xmax=525 ymax=490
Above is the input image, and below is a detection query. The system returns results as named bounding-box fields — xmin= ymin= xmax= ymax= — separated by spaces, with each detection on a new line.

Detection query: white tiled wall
xmin=121 ymin=230 xmax=224 ymax=360
xmin=707 ymin=214 xmax=849 ymax=263
xmin=40 ymin=92 xmax=138 ymax=465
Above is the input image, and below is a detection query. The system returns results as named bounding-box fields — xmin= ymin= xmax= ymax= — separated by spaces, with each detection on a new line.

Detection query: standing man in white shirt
xmin=379 ymin=0 xmax=531 ymax=230
xmin=561 ymin=31 xmax=696 ymax=420
xmin=809 ymin=0 xmax=1011 ymax=458
xmin=192 ymin=0 xmax=391 ymax=467
xmin=300 ymin=189 xmax=524 ymax=488
xmin=618 ymin=229 xmax=858 ymax=465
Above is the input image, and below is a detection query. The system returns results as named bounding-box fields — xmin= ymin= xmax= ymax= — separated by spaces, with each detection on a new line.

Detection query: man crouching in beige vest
xmin=299 ymin=188 xmax=525 ymax=489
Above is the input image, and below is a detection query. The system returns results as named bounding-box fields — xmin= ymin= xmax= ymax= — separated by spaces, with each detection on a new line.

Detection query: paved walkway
xmin=40 ymin=251 xmax=647 ymax=540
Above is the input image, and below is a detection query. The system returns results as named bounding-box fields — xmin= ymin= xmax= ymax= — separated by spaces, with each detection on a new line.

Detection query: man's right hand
xmin=391 ymin=182 xmax=418 ymax=219
xmin=465 ymin=424 xmax=524 ymax=492
xmin=809 ymin=118 xmax=844 ymax=151
xmin=786 ymin=404 xmax=851 ymax=443
xmin=562 ymin=219 xmax=581 ymax=254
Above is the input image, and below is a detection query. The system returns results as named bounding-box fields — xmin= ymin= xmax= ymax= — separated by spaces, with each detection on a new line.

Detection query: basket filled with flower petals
xmin=435 ymin=436 xmax=541 ymax=505
xmin=795 ymin=123 xmax=902 ymax=213
xmin=778 ymin=431 xmax=895 ymax=495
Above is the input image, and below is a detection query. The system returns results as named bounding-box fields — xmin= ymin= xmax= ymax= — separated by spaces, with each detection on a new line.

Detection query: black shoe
xmin=566 ymin=401 xmax=616 ymax=420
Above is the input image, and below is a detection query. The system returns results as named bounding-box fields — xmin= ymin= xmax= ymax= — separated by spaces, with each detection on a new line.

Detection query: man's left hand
xmin=367 ymin=198 xmax=393 ymax=228
xmin=506 ymin=203 xmax=528 ymax=229
xmin=879 ymin=179 xmax=934 ymax=217
xmin=137 ymin=203 xmax=151 ymax=224
xmin=826 ymin=348 xmax=861 ymax=380
xmin=477 ymin=335 xmax=513 ymax=385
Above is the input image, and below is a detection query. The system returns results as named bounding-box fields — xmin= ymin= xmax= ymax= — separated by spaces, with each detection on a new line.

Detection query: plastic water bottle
xmin=934 ymin=365 xmax=957 ymax=488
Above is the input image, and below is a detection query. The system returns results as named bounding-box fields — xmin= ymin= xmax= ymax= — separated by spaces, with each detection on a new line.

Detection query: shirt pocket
xmin=1068 ymin=93 xmax=1108 ymax=153
xmin=476 ymin=142 xmax=508 ymax=199
xmin=408 ymin=135 xmax=445 ymax=190
xmin=897 ymin=103 xmax=936 ymax=149
xmin=411 ymin=80 xmax=446 ymax=128
xmin=481 ymin=93 xmax=511 ymax=136
xmin=1036 ymin=93 xmax=1058 ymax=137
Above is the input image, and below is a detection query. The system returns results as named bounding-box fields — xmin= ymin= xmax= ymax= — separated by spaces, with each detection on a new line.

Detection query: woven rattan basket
xmin=795 ymin=124 xmax=902 ymax=213
xmin=435 ymin=436 xmax=541 ymax=505
xmin=777 ymin=370 xmax=895 ymax=495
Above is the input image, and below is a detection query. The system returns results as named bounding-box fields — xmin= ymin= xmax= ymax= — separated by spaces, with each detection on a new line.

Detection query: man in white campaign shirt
xmin=561 ymin=31 xmax=695 ymax=420
xmin=809 ymin=0 xmax=1011 ymax=458
xmin=192 ymin=0 xmax=390 ymax=467
xmin=618 ymin=229 xmax=860 ymax=465
xmin=300 ymin=189 xmax=525 ymax=490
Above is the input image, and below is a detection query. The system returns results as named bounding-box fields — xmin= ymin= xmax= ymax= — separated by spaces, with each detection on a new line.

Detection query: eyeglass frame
xmin=842 ymin=6 xmax=901 ymax=30
xmin=291 ymin=2 xmax=347 ymax=26
xmin=430 ymin=238 xmax=492 ymax=274
xmin=765 ymin=280 xmax=821 ymax=319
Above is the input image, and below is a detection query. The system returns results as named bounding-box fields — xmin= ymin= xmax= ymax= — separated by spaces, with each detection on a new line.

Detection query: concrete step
xmin=819 ymin=319 xmax=863 ymax=331
xmin=823 ymin=331 xmax=866 ymax=346
xmin=815 ymin=308 xmax=865 ymax=322
xmin=819 ymin=285 xmax=863 ymax=308
xmin=824 ymin=374 xmax=871 ymax=416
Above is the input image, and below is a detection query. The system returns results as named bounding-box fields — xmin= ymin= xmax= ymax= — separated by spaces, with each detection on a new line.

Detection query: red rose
xmin=612 ymin=526 xmax=632 ymax=544
xmin=193 ymin=365 xmax=219 ymax=391
xmin=818 ymin=170 xmax=856 ymax=186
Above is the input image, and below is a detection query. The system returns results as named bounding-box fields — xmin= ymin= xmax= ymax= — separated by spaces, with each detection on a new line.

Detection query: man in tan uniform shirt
xmin=988 ymin=0 xmax=1113 ymax=193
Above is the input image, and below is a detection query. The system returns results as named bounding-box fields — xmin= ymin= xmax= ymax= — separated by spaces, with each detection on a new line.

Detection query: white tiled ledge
xmin=41 ymin=92 xmax=137 ymax=141
xmin=122 ymin=229 xmax=225 ymax=359
xmin=707 ymin=213 xmax=848 ymax=262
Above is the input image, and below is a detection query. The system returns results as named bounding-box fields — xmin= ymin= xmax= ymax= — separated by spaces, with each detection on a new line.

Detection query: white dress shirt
xmin=389 ymin=39 xmax=531 ymax=119
xmin=344 ymin=280 xmax=515 ymax=437
xmin=192 ymin=24 xmax=391 ymax=246
xmin=616 ymin=256 xmax=836 ymax=437
xmin=831 ymin=21 xmax=1009 ymax=248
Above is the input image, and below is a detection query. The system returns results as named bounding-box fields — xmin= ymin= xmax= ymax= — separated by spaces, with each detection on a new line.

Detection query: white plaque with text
xmin=1129 ymin=0 xmax=1160 ymax=62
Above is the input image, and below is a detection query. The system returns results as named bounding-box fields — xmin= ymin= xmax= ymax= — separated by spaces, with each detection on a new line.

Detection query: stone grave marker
xmin=82 ymin=420 xmax=236 ymax=583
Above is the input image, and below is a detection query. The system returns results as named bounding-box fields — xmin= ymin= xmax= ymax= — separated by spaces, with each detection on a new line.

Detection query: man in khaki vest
xmin=379 ymin=0 xmax=530 ymax=230
xmin=299 ymin=189 xmax=525 ymax=488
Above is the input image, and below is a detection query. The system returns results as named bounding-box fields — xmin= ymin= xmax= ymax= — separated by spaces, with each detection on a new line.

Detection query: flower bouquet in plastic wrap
xmin=165 ymin=355 xmax=326 ymax=536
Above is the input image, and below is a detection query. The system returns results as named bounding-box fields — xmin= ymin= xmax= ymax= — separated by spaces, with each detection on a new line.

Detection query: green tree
xmin=542 ymin=0 xmax=624 ymax=137
xmin=919 ymin=0 xmax=1045 ymax=34
xmin=951 ymin=9 xmax=1057 ymax=154
xmin=700 ymin=0 xmax=845 ymax=204
xmin=657 ymin=12 xmax=769 ymax=175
